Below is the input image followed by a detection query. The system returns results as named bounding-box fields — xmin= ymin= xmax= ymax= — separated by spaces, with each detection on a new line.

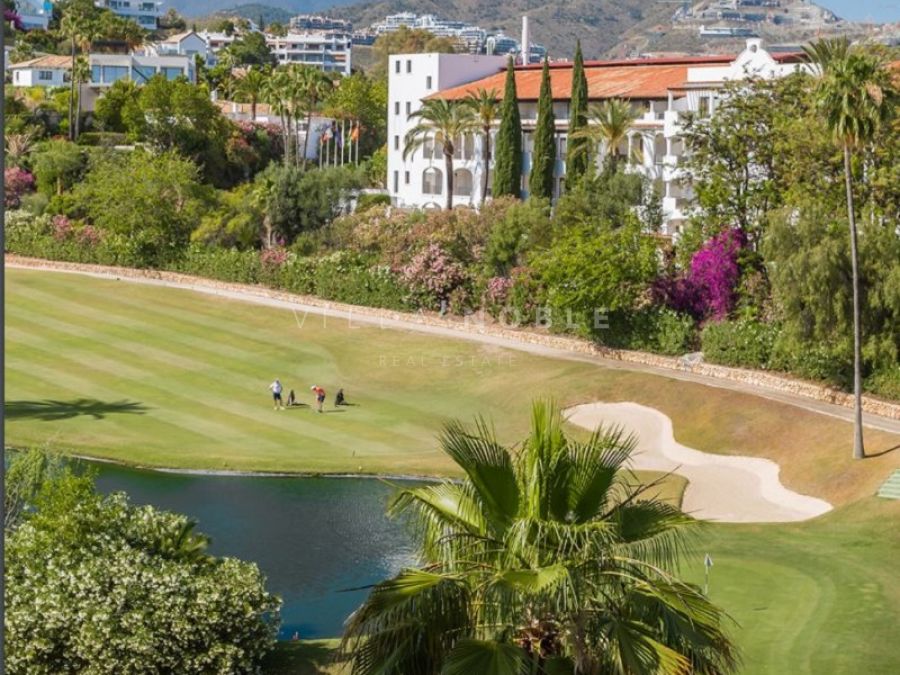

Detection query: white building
xmin=95 ymin=1 xmax=161 ymax=31
xmin=266 ymin=31 xmax=352 ymax=74
xmin=16 ymin=0 xmax=53 ymax=30
xmin=88 ymin=53 xmax=194 ymax=87
xmin=387 ymin=40 xmax=808 ymax=235
xmin=8 ymin=54 xmax=71 ymax=87
xmin=145 ymin=31 xmax=211 ymax=63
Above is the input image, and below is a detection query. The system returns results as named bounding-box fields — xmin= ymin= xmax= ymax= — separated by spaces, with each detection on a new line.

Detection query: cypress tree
xmin=565 ymin=40 xmax=589 ymax=185
xmin=492 ymin=57 xmax=523 ymax=199
xmin=529 ymin=57 xmax=556 ymax=200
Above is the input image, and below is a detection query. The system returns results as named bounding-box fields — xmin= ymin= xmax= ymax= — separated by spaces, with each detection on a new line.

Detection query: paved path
xmin=566 ymin=402 xmax=833 ymax=523
xmin=8 ymin=261 xmax=900 ymax=436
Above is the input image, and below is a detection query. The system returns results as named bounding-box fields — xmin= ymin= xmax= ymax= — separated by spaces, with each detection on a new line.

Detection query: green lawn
xmin=6 ymin=268 xmax=900 ymax=674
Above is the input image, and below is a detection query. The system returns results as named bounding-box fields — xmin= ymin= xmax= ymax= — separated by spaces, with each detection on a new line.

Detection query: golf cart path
xmin=8 ymin=260 xmax=900 ymax=438
xmin=565 ymin=402 xmax=832 ymax=523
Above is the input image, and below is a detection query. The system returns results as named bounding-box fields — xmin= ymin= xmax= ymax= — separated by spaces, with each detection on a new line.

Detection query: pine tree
xmin=492 ymin=57 xmax=523 ymax=199
xmin=565 ymin=41 xmax=590 ymax=185
xmin=529 ymin=57 xmax=556 ymax=200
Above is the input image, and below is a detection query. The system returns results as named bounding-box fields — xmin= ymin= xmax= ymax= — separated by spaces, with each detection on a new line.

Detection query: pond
xmin=91 ymin=461 xmax=420 ymax=639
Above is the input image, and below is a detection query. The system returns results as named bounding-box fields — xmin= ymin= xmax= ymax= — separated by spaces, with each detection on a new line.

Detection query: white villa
xmin=8 ymin=54 xmax=71 ymax=87
xmin=387 ymin=39 xmax=809 ymax=236
xmin=144 ymin=31 xmax=212 ymax=63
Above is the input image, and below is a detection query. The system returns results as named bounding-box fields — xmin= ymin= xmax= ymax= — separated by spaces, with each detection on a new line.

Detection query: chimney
xmin=521 ymin=16 xmax=530 ymax=65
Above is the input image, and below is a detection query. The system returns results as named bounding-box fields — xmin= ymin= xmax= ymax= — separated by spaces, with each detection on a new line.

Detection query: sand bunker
xmin=565 ymin=402 xmax=832 ymax=523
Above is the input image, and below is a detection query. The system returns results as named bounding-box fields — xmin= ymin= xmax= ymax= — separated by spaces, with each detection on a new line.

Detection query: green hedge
xmin=598 ymin=309 xmax=697 ymax=356
xmin=700 ymin=319 xmax=776 ymax=369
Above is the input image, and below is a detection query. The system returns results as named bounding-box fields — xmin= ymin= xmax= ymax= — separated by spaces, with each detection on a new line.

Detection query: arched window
xmin=453 ymin=168 xmax=473 ymax=197
xmin=423 ymin=167 xmax=443 ymax=195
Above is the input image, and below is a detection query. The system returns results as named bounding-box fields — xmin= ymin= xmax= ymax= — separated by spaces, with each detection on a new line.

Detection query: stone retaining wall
xmin=9 ymin=255 xmax=900 ymax=422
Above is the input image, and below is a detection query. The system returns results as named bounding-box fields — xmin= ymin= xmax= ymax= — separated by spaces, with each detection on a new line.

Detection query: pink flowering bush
xmin=400 ymin=242 xmax=467 ymax=307
xmin=77 ymin=224 xmax=102 ymax=247
xmin=52 ymin=215 xmax=73 ymax=241
xmin=483 ymin=276 xmax=514 ymax=318
xmin=654 ymin=228 xmax=746 ymax=321
xmin=259 ymin=246 xmax=289 ymax=269
xmin=4 ymin=167 xmax=35 ymax=209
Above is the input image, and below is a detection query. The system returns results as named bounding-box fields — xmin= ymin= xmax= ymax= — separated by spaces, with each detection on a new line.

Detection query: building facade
xmin=387 ymin=40 xmax=806 ymax=235
xmin=8 ymin=55 xmax=71 ymax=87
xmin=386 ymin=53 xmax=509 ymax=205
xmin=95 ymin=0 xmax=161 ymax=31
xmin=267 ymin=32 xmax=352 ymax=74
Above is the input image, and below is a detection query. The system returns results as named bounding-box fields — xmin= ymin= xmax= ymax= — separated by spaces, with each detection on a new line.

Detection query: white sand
xmin=565 ymin=402 xmax=832 ymax=523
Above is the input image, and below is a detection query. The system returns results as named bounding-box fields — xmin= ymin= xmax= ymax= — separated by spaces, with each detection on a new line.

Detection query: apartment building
xmin=95 ymin=0 xmax=161 ymax=31
xmin=267 ymin=31 xmax=352 ymax=75
xmin=387 ymin=39 xmax=807 ymax=235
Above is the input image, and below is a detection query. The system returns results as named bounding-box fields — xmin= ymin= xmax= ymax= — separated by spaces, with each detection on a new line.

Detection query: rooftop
xmin=9 ymin=54 xmax=72 ymax=70
xmin=432 ymin=51 xmax=805 ymax=101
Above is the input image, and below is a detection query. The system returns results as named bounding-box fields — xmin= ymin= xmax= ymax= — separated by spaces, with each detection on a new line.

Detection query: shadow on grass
xmin=262 ymin=640 xmax=344 ymax=675
xmin=4 ymin=399 xmax=148 ymax=421
xmin=867 ymin=443 xmax=900 ymax=459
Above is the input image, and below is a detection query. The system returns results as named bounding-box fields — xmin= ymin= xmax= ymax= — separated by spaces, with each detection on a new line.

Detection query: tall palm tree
xmin=342 ymin=401 xmax=739 ymax=675
xmin=264 ymin=69 xmax=292 ymax=165
xmin=465 ymin=88 xmax=500 ymax=206
xmin=234 ymin=65 xmax=268 ymax=121
xmin=59 ymin=10 xmax=93 ymax=140
xmin=804 ymin=39 xmax=896 ymax=460
xmin=295 ymin=66 xmax=334 ymax=168
xmin=571 ymin=98 xmax=640 ymax=173
xmin=404 ymin=98 xmax=477 ymax=210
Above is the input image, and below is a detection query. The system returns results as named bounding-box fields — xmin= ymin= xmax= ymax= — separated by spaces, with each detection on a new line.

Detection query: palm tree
xmin=59 ymin=10 xmax=93 ymax=140
xmin=234 ymin=65 xmax=268 ymax=121
xmin=804 ymin=39 xmax=896 ymax=460
xmin=572 ymin=98 xmax=640 ymax=173
xmin=263 ymin=69 xmax=292 ymax=164
xmin=465 ymin=88 xmax=500 ymax=206
xmin=404 ymin=98 xmax=476 ymax=210
xmin=295 ymin=66 xmax=334 ymax=168
xmin=342 ymin=401 xmax=739 ymax=675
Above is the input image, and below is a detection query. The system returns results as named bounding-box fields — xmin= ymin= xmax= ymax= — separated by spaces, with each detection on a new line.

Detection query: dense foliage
xmin=4 ymin=462 xmax=280 ymax=674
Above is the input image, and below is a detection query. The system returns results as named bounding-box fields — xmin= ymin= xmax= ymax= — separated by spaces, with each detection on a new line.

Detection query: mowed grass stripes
xmin=4 ymin=268 xmax=899 ymax=499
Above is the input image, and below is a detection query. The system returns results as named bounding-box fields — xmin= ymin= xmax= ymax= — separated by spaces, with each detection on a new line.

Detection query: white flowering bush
xmin=4 ymin=473 xmax=280 ymax=674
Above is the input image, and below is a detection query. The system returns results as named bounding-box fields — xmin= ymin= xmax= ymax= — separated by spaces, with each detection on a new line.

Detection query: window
xmin=404 ymin=171 xmax=410 ymax=184
xmin=426 ymin=76 xmax=432 ymax=89
xmin=394 ymin=101 xmax=400 ymax=115
xmin=394 ymin=135 xmax=400 ymax=150
xmin=698 ymin=95 xmax=711 ymax=118
xmin=393 ymin=171 xmax=399 ymax=192
xmin=395 ymin=59 xmax=400 ymax=74
xmin=405 ymin=102 xmax=411 ymax=115
xmin=453 ymin=169 xmax=473 ymax=197
xmin=91 ymin=65 xmax=101 ymax=83
xmin=423 ymin=135 xmax=434 ymax=159
xmin=422 ymin=167 xmax=443 ymax=195
xmin=162 ymin=67 xmax=184 ymax=81
xmin=406 ymin=59 xmax=412 ymax=73
xmin=38 ymin=70 xmax=53 ymax=81
xmin=101 ymin=65 xmax=129 ymax=84
xmin=133 ymin=65 xmax=156 ymax=82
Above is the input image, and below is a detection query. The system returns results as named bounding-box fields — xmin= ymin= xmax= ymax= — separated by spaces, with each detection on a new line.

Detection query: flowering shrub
xmin=654 ymin=228 xmax=746 ymax=321
xmin=4 ymin=167 xmax=35 ymax=209
xmin=4 ymin=474 xmax=279 ymax=674
xmin=259 ymin=246 xmax=289 ymax=269
xmin=77 ymin=224 xmax=102 ymax=246
xmin=483 ymin=276 xmax=514 ymax=318
xmin=51 ymin=214 xmax=73 ymax=241
xmin=400 ymin=242 xmax=467 ymax=307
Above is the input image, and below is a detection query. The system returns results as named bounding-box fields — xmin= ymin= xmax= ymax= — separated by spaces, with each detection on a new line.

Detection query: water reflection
xmin=92 ymin=462 xmax=420 ymax=639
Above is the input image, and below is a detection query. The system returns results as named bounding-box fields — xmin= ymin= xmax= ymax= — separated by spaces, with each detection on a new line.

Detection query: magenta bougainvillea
xmin=4 ymin=167 xmax=35 ymax=208
xmin=654 ymin=228 xmax=746 ymax=321
xmin=401 ymin=242 xmax=466 ymax=303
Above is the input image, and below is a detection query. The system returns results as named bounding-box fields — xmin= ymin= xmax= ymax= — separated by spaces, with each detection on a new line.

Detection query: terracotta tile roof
xmin=9 ymin=55 xmax=72 ymax=70
xmin=432 ymin=52 xmax=808 ymax=102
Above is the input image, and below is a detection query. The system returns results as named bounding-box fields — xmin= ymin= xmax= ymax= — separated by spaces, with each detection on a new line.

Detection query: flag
xmin=350 ymin=122 xmax=360 ymax=142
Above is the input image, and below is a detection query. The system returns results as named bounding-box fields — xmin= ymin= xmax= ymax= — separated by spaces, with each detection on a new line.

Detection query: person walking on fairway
xmin=311 ymin=385 xmax=326 ymax=413
xmin=269 ymin=378 xmax=284 ymax=410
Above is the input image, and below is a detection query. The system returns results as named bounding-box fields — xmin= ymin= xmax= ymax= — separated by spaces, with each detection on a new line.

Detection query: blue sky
xmin=818 ymin=1 xmax=900 ymax=22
